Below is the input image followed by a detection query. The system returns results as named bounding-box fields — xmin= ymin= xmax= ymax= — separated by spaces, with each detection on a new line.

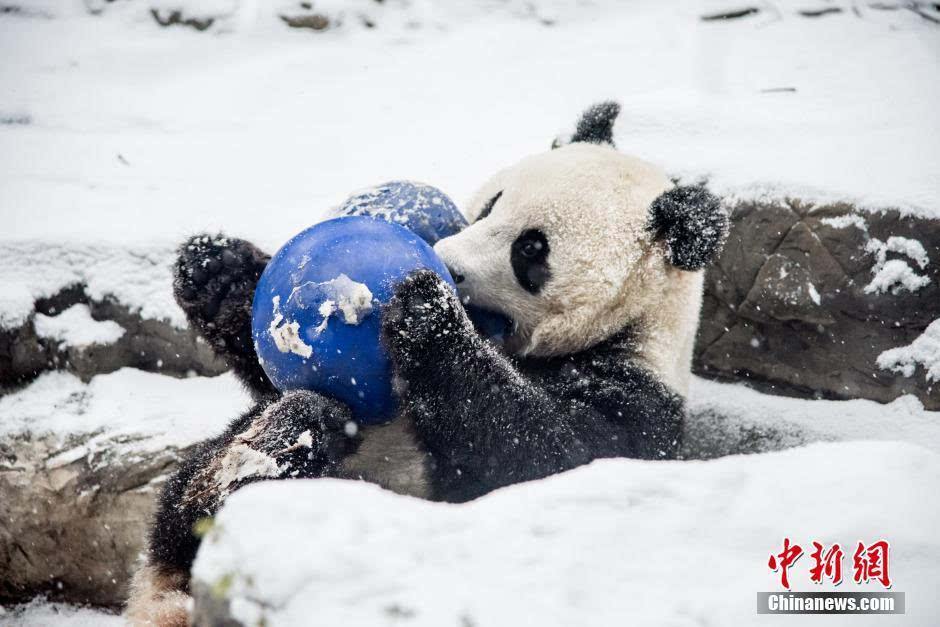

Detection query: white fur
xmin=434 ymin=142 xmax=703 ymax=397
xmin=338 ymin=415 xmax=431 ymax=499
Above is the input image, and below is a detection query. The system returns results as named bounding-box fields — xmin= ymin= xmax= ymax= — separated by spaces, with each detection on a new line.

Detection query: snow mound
xmin=0 ymin=368 xmax=250 ymax=457
xmin=193 ymin=441 xmax=940 ymax=626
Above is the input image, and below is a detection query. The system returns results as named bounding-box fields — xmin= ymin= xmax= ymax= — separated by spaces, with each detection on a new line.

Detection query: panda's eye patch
xmin=511 ymin=229 xmax=550 ymax=294
xmin=474 ymin=191 xmax=503 ymax=223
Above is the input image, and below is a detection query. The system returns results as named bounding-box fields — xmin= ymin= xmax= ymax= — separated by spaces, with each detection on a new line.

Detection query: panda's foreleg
xmin=128 ymin=391 xmax=357 ymax=625
xmin=382 ymin=270 xmax=610 ymax=498
xmin=173 ymin=233 xmax=276 ymax=400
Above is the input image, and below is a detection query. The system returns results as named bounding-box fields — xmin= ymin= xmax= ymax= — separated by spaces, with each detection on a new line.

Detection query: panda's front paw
xmin=381 ymin=269 xmax=469 ymax=368
xmin=174 ymin=234 xmax=269 ymax=357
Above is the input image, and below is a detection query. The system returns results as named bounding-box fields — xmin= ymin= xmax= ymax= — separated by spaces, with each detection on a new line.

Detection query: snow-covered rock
xmin=684 ymin=376 xmax=940 ymax=458
xmin=0 ymin=369 xmax=250 ymax=605
xmin=190 ymin=441 xmax=940 ymax=626
xmin=694 ymin=202 xmax=940 ymax=409
xmin=0 ymin=242 xmax=226 ymax=387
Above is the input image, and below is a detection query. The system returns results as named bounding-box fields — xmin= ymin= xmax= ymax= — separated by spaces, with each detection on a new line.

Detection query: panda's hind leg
xmin=175 ymin=233 xmax=274 ymax=398
xmin=125 ymin=562 xmax=190 ymax=627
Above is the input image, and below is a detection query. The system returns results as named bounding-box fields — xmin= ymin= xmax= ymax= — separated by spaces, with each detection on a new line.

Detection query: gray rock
xmin=0 ymin=433 xmax=195 ymax=607
xmin=694 ymin=200 xmax=940 ymax=409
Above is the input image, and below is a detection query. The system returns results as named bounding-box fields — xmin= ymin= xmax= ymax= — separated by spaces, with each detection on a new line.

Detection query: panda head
xmin=434 ymin=102 xmax=727 ymax=368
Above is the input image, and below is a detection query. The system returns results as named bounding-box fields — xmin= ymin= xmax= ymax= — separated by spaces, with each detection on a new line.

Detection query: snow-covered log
xmin=0 ymin=370 xmax=249 ymax=606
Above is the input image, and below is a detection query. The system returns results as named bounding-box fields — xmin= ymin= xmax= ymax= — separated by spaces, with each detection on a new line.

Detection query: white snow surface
xmin=0 ymin=368 xmax=250 ymax=457
xmin=1 ymin=599 xmax=123 ymax=627
xmin=193 ymin=441 xmax=940 ymax=626
xmin=33 ymin=303 xmax=126 ymax=347
xmin=2 ymin=0 xmax=938 ymax=255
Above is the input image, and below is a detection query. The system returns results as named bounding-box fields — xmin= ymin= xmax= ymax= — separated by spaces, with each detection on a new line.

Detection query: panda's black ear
xmin=647 ymin=184 xmax=728 ymax=271
xmin=552 ymin=101 xmax=620 ymax=149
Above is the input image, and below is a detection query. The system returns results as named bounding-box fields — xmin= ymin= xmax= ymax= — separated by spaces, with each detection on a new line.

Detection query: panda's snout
xmin=434 ymin=238 xmax=464 ymax=284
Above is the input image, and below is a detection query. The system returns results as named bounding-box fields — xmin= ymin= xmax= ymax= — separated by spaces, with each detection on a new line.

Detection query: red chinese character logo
xmin=853 ymin=540 xmax=891 ymax=588
xmin=768 ymin=537 xmax=803 ymax=589
xmin=809 ymin=541 xmax=844 ymax=585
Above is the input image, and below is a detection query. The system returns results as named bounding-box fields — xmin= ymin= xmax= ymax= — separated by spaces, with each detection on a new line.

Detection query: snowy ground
xmin=2 ymin=0 xmax=940 ymax=624
xmin=193 ymin=441 xmax=940 ymax=626
xmin=4 ymin=369 xmax=940 ymax=624
xmin=1 ymin=598 xmax=123 ymax=627
xmin=6 ymin=0 xmax=938 ymax=245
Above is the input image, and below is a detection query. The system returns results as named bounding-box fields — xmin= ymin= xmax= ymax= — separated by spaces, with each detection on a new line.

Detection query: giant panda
xmin=126 ymin=102 xmax=727 ymax=626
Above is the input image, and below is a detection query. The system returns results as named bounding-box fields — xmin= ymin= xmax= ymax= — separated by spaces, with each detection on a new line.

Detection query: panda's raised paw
xmin=381 ymin=269 xmax=469 ymax=365
xmin=173 ymin=233 xmax=270 ymax=358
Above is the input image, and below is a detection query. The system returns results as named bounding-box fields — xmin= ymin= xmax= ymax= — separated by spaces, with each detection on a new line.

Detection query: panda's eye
xmin=475 ymin=191 xmax=503 ymax=223
xmin=520 ymin=240 xmax=543 ymax=258
xmin=511 ymin=229 xmax=550 ymax=294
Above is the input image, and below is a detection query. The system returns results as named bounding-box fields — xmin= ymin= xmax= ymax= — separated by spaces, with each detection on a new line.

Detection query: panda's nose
xmin=446 ymin=266 xmax=465 ymax=284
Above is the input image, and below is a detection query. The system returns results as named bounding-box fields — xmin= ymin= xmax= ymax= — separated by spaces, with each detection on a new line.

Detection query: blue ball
xmin=251 ymin=216 xmax=455 ymax=425
xmin=333 ymin=180 xmax=468 ymax=246
xmin=333 ymin=181 xmax=511 ymax=340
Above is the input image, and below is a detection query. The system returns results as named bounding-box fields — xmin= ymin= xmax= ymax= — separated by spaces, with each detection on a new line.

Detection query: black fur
xmin=173 ymin=234 xmax=276 ymax=400
xmin=149 ymin=389 xmax=357 ymax=578
xmin=474 ymin=190 xmax=503 ymax=223
xmin=382 ymin=270 xmax=682 ymax=502
xmin=510 ymin=228 xmax=551 ymax=294
xmin=149 ymin=242 xmax=683 ymax=579
xmin=647 ymin=184 xmax=728 ymax=271
xmin=568 ymin=100 xmax=620 ymax=147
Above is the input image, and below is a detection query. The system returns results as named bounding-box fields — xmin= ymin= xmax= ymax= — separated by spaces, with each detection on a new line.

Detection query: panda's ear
xmin=551 ymin=101 xmax=620 ymax=149
xmin=647 ymin=184 xmax=728 ymax=271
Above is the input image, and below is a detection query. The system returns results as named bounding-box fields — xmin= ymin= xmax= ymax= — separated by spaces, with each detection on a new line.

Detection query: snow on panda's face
xmin=434 ymin=142 xmax=675 ymax=357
